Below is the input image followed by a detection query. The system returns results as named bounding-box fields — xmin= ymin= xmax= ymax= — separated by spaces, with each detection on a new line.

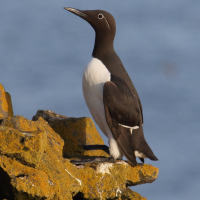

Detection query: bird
xmin=64 ymin=7 xmax=158 ymax=166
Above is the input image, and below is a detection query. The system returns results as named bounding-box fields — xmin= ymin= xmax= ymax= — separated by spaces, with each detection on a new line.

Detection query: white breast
xmin=82 ymin=57 xmax=110 ymax=136
xmin=82 ymin=57 xmax=123 ymax=159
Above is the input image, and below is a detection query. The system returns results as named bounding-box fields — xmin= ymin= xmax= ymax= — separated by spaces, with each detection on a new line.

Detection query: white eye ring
xmin=98 ymin=13 xmax=104 ymax=19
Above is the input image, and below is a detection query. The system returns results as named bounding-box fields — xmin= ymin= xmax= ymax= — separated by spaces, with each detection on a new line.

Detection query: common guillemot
xmin=64 ymin=7 xmax=158 ymax=166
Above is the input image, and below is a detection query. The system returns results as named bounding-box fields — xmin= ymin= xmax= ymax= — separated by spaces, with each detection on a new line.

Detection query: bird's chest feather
xmin=82 ymin=58 xmax=111 ymax=133
xmin=82 ymin=57 xmax=110 ymax=103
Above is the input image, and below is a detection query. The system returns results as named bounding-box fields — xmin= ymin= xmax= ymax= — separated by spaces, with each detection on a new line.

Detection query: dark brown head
xmin=64 ymin=7 xmax=117 ymax=58
xmin=64 ymin=7 xmax=116 ymax=36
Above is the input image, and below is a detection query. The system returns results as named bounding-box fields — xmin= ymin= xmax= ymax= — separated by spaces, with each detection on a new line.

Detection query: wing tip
xmin=149 ymin=155 xmax=159 ymax=161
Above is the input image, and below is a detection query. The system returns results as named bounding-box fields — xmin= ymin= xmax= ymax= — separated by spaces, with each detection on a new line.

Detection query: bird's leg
xmin=70 ymin=156 xmax=115 ymax=165
xmin=81 ymin=144 xmax=110 ymax=155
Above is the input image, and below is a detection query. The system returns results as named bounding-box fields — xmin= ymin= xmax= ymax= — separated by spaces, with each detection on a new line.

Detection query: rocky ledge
xmin=0 ymin=84 xmax=159 ymax=200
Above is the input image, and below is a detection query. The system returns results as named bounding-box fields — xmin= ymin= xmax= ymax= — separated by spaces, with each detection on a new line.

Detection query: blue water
xmin=1 ymin=1 xmax=200 ymax=199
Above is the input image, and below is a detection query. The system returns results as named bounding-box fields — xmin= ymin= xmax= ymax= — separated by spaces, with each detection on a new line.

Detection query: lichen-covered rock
xmin=0 ymin=114 xmax=159 ymax=200
xmin=121 ymin=188 xmax=147 ymax=200
xmin=75 ymin=161 xmax=158 ymax=200
xmin=74 ymin=187 xmax=146 ymax=200
xmin=0 ymin=155 xmax=54 ymax=199
xmin=47 ymin=117 xmax=109 ymax=158
xmin=0 ymin=116 xmax=82 ymax=200
xmin=32 ymin=110 xmax=109 ymax=158
xmin=125 ymin=163 xmax=159 ymax=186
xmin=32 ymin=110 xmax=68 ymax=122
xmin=0 ymin=125 xmax=47 ymax=168
xmin=0 ymin=84 xmax=14 ymax=121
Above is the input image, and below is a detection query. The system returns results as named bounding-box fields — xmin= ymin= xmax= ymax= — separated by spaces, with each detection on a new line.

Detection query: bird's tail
xmin=142 ymin=140 xmax=158 ymax=161
xmin=132 ymin=127 xmax=158 ymax=161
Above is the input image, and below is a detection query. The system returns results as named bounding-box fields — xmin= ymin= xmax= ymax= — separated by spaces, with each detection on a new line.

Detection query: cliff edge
xmin=0 ymin=84 xmax=159 ymax=200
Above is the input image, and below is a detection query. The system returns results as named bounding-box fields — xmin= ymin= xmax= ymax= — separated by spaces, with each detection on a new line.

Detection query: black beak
xmin=64 ymin=7 xmax=87 ymax=18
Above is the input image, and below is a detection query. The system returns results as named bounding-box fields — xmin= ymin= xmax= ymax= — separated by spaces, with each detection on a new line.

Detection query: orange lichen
xmin=126 ymin=163 xmax=159 ymax=186
xmin=0 ymin=116 xmax=81 ymax=199
xmin=0 ymin=84 xmax=14 ymax=119
xmin=76 ymin=161 xmax=158 ymax=200
xmin=49 ymin=117 xmax=109 ymax=158
xmin=0 ymin=84 xmax=8 ymax=118
xmin=0 ymin=115 xmax=158 ymax=199
xmin=121 ymin=188 xmax=147 ymax=200
xmin=0 ymin=155 xmax=55 ymax=198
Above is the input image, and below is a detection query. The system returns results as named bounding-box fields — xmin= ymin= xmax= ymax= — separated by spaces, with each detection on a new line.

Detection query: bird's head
xmin=64 ymin=7 xmax=116 ymax=36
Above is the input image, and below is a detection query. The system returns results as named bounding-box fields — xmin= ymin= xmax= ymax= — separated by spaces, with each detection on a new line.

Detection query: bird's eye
xmin=98 ymin=13 xmax=104 ymax=19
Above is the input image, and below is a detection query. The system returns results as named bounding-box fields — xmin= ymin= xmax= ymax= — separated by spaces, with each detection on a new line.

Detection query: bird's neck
xmin=92 ymin=33 xmax=114 ymax=60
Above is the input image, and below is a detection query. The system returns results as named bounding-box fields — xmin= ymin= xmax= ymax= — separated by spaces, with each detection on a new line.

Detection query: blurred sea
xmin=1 ymin=1 xmax=200 ymax=199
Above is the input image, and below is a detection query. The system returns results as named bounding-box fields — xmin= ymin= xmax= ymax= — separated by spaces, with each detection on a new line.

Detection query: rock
xmin=32 ymin=110 xmax=67 ymax=122
xmin=0 ymin=114 xmax=159 ymax=200
xmin=0 ymin=155 xmax=55 ymax=199
xmin=74 ymin=187 xmax=147 ymax=200
xmin=32 ymin=109 xmax=109 ymax=158
xmin=0 ymin=84 xmax=14 ymax=122
xmin=0 ymin=116 xmax=82 ymax=200
xmin=48 ymin=117 xmax=109 ymax=158
xmin=74 ymin=161 xmax=158 ymax=200
xmin=121 ymin=188 xmax=147 ymax=200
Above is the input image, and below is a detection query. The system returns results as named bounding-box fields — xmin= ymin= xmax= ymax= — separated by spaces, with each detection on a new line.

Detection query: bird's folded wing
xmin=103 ymin=79 xmax=144 ymax=166
xmin=103 ymin=79 xmax=142 ymax=129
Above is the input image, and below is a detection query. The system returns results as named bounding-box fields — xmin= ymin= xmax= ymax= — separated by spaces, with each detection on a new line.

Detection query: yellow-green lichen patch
xmin=0 ymin=155 xmax=55 ymax=199
xmin=0 ymin=116 xmax=81 ymax=199
xmin=0 ymin=126 xmax=24 ymax=154
xmin=0 ymin=120 xmax=48 ymax=167
xmin=126 ymin=163 xmax=159 ymax=186
xmin=48 ymin=117 xmax=109 ymax=158
xmin=0 ymin=114 xmax=158 ymax=200
xmin=0 ymin=84 xmax=8 ymax=118
xmin=76 ymin=161 xmax=158 ymax=200
xmin=0 ymin=84 xmax=13 ymax=119
xmin=78 ymin=162 xmax=126 ymax=200
xmin=121 ymin=187 xmax=147 ymax=200
xmin=1 ymin=115 xmax=38 ymax=132
xmin=78 ymin=164 xmax=99 ymax=199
